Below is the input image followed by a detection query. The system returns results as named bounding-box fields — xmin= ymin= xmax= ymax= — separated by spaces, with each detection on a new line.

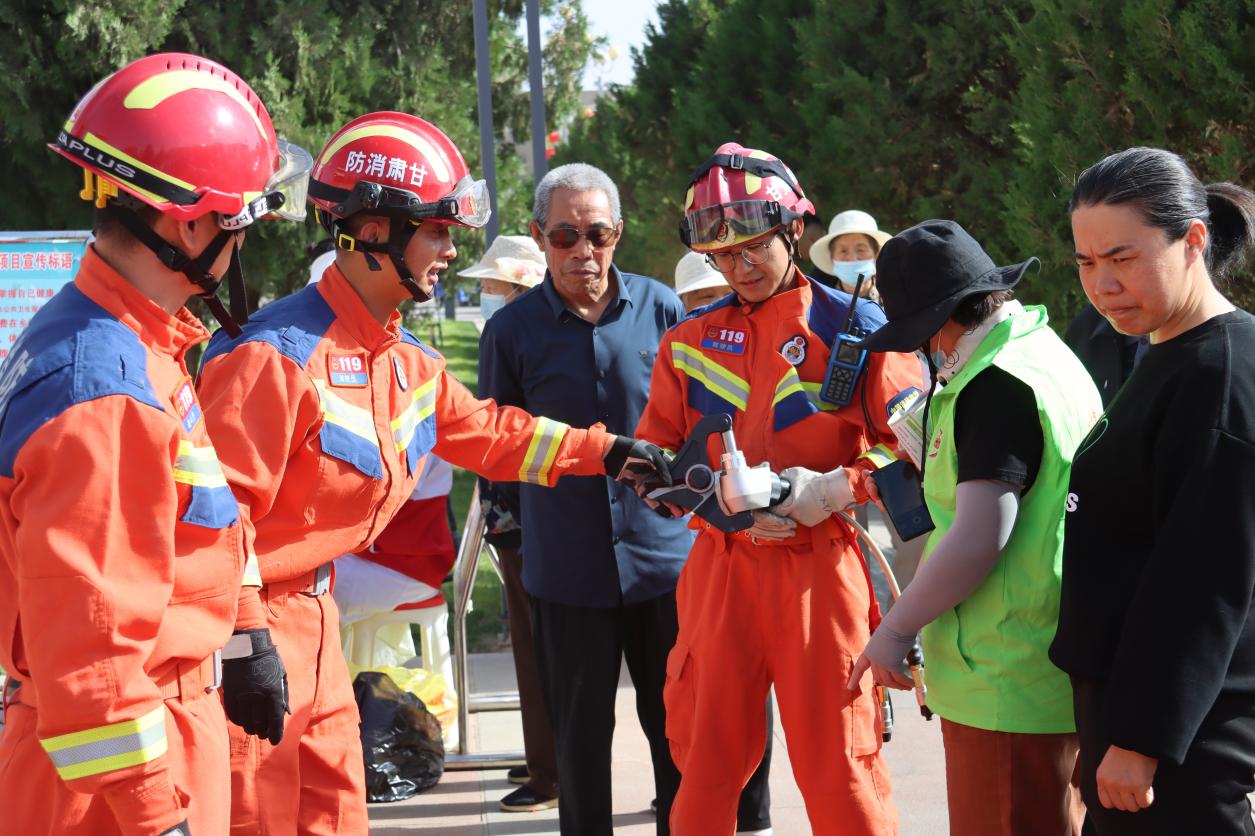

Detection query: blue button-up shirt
xmin=478 ymin=266 xmax=693 ymax=607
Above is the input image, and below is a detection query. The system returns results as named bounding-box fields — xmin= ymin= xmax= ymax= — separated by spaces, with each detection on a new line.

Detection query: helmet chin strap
xmin=319 ymin=209 xmax=432 ymax=303
xmin=104 ymin=203 xmax=247 ymax=337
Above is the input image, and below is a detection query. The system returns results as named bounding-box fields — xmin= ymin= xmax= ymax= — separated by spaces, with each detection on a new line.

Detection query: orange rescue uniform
xmin=635 ymin=273 xmax=924 ymax=836
xmin=197 ymin=263 xmax=613 ymax=835
xmin=0 ymin=249 xmax=266 ymax=835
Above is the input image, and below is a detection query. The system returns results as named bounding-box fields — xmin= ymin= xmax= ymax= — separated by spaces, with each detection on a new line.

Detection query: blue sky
xmin=580 ymin=0 xmax=661 ymax=87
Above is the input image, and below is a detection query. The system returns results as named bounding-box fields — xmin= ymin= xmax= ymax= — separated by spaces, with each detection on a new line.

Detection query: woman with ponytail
xmin=1051 ymin=146 xmax=1255 ymax=834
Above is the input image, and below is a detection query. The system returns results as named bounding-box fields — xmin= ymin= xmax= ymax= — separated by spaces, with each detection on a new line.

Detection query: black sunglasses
xmin=543 ymin=225 xmax=621 ymax=250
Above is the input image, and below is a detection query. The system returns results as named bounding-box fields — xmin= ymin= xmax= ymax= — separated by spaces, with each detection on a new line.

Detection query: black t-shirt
xmin=953 ymin=365 xmax=1043 ymax=490
xmin=1050 ymin=310 xmax=1255 ymax=764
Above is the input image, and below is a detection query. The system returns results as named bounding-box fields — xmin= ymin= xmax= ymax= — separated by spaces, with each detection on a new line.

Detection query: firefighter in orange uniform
xmin=635 ymin=144 xmax=925 ymax=836
xmin=0 ymin=53 xmax=306 ymax=835
xmin=196 ymin=111 xmax=669 ymax=835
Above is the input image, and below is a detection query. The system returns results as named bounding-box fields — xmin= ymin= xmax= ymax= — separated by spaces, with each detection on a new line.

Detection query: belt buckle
xmin=208 ymin=649 xmax=223 ymax=693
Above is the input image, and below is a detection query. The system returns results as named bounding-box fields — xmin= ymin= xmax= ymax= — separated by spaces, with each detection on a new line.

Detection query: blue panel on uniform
xmin=181 ymin=484 xmax=240 ymax=529
xmin=773 ymin=390 xmax=820 ymax=432
xmin=687 ymin=376 xmax=739 ymax=418
xmin=0 ymin=285 xmax=165 ymax=478
xmin=400 ymin=327 xmax=442 ymax=360
xmin=319 ymin=422 xmax=384 ymax=480
xmin=806 ymin=280 xmax=887 ymax=348
xmin=200 ymin=284 xmax=336 ymax=371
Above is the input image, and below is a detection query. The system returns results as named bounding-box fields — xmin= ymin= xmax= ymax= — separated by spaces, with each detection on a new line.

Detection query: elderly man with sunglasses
xmin=479 ymin=163 xmax=703 ymax=836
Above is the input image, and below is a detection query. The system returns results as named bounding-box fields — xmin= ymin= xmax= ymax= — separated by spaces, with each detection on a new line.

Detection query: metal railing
xmin=445 ymin=481 xmax=525 ymax=770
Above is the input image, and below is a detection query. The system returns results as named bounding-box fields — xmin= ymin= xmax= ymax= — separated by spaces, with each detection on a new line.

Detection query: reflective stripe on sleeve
xmin=517 ymin=417 xmax=569 ymax=485
xmin=857 ymin=443 xmax=898 ymax=469
xmin=671 ymin=343 xmax=750 ymax=411
xmin=40 ymin=706 xmax=167 ymax=781
xmin=172 ymin=440 xmax=228 ymax=488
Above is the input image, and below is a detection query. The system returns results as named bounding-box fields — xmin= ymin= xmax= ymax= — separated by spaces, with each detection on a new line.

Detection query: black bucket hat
xmin=858 ymin=220 xmax=1038 ymax=353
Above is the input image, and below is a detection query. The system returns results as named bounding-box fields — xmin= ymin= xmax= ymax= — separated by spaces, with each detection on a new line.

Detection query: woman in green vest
xmin=846 ymin=220 xmax=1102 ymax=835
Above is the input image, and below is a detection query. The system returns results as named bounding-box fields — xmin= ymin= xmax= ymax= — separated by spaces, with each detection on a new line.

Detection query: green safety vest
xmin=920 ymin=306 xmax=1101 ymax=733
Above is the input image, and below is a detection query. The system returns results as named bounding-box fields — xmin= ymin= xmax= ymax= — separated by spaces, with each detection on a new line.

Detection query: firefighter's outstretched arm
xmin=432 ymin=369 xmax=667 ymax=486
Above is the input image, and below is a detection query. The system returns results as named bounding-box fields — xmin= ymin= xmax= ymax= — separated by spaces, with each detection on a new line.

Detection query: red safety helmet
xmin=308 ymin=112 xmax=490 ymax=301
xmin=51 ymin=52 xmax=310 ymax=229
xmin=679 ymin=142 xmax=815 ymax=253
xmin=49 ymin=53 xmax=312 ymax=335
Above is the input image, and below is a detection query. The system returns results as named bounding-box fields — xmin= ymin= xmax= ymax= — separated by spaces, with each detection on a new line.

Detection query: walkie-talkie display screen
xmin=836 ymin=341 xmax=862 ymax=364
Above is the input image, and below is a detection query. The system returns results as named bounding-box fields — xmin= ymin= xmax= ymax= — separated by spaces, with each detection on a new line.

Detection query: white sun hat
xmin=457 ymin=234 xmax=546 ymax=288
xmin=809 ymin=210 xmax=894 ymax=275
xmin=674 ymin=251 xmax=729 ymax=296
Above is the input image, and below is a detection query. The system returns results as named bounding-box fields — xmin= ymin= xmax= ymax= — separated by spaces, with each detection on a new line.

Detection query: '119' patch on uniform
xmin=172 ymin=378 xmax=202 ymax=433
xmin=701 ymin=326 xmax=747 ymax=355
xmin=328 ymin=353 xmax=369 ymax=387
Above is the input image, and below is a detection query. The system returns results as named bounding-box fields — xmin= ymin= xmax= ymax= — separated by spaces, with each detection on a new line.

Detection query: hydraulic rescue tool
xmin=645 ymin=412 xmax=790 ymax=532
xmin=643 ymin=412 xmax=933 ymax=727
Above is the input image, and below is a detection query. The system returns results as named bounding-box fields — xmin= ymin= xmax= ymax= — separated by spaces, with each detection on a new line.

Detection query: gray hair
xmin=533 ymin=163 xmax=621 ymax=228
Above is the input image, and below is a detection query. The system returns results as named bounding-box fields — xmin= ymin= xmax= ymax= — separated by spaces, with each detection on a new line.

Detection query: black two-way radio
xmin=819 ymin=274 xmax=870 ymax=406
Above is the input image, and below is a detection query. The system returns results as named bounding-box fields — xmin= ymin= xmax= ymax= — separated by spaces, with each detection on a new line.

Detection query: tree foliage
xmin=558 ymin=0 xmax=1253 ymax=317
xmin=0 ymin=0 xmax=599 ymax=302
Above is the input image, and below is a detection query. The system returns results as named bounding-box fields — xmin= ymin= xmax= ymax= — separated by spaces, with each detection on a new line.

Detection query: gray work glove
xmin=774 ymin=466 xmax=853 ymax=527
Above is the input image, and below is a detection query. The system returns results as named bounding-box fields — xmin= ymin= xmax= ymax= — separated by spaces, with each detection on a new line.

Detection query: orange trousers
xmin=665 ymin=530 xmax=898 ymax=836
xmin=229 ymin=588 xmax=366 ymax=836
xmin=0 ymin=682 xmax=229 ymax=834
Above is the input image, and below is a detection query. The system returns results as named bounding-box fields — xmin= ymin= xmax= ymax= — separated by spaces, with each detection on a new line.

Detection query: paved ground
xmin=368 ymin=652 xmax=948 ymax=835
xmin=368 ymin=511 xmax=950 ymax=835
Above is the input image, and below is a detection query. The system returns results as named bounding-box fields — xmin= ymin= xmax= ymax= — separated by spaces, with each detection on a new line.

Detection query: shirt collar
xmin=75 ymin=246 xmax=210 ymax=358
xmin=315 ymin=262 xmax=401 ymax=350
xmin=540 ymin=264 xmax=631 ymax=321
xmin=735 ymin=266 xmax=812 ymax=318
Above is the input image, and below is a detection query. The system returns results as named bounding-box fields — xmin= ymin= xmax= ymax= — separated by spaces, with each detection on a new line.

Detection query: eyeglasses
xmin=705 ymin=239 xmax=777 ymax=273
xmin=543 ymin=225 xmax=621 ymax=250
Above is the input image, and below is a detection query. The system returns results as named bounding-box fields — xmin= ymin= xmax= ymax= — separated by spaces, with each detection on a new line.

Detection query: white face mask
xmin=479 ymin=293 xmax=508 ymax=321
xmin=831 ymin=259 xmax=877 ymax=290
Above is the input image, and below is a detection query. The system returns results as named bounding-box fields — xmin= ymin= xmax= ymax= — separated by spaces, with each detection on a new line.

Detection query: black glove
xmin=159 ymin=821 xmax=191 ymax=836
xmin=221 ymin=628 xmax=289 ymax=746
xmin=603 ymin=435 xmax=673 ymax=489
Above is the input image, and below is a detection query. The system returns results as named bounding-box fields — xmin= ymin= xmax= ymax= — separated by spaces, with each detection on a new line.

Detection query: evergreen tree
xmin=0 ymin=0 xmax=598 ymax=303
xmin=1005 ymin=0 xmax=1255 ymax=313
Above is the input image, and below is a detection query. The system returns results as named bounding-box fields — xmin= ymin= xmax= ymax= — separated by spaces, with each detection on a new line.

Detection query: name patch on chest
xmin=327 ymin=353 xmax=369 ymax=387
xmin=701 ymin=326 xmax=747 ymax=355
xmin=171 ymin=377 xmax=202 ymax=433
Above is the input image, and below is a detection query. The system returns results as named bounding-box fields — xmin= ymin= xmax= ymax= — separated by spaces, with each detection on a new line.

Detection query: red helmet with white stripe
xmin=49 ymin=52 xmax=312 ymax=336
xmin=51 ymin=52 xmax=309 ymax=228
xmin=307 ymin=112 xmax=490 ymax=301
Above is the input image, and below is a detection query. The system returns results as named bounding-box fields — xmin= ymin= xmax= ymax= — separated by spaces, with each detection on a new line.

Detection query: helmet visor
xmin=219 ymin=140 xmax=313 ymax=229
xmin=680 ymin=200 xmax=783 ymax=250
xmin=266 ymin=140 xmax=313 ymax=222
xmin=412 ymin=176 xmax=491 ymax=229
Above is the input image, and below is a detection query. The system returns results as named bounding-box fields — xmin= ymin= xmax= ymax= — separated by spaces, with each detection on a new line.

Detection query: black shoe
xmin=499 ymin=786 xmax=559 ymax=813
xmin=507 ymin=765 xmax=529 ymax=786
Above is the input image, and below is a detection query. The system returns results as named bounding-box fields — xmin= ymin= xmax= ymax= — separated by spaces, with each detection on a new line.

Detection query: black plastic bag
xmin=353 ymin=670 xmax=445 ymax=802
